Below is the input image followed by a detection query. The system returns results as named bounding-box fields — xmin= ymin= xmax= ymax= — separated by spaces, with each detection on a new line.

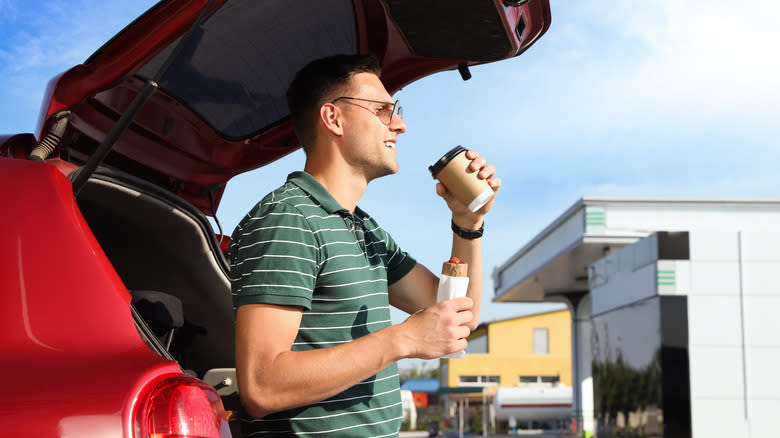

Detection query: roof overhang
xmin=493 ymin=197 xmax=780 ymax=303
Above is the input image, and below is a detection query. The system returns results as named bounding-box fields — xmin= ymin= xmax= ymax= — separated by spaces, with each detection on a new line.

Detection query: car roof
xmin=43 ymin=0 xmax=551 ymax=212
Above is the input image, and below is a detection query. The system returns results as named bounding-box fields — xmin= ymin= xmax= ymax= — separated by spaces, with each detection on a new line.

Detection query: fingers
xmin=403 ymin=298 xmax=473 ymax=359
xmin=467 ymin=151 xmax=501 ymax=204
xmin=487 ymin=175 xmax=501 ymax=191
xmin=437 ymin=305 xmax=472 ymax=353
xmin=435 ymin=181 xmax=450 ymax=198
xmin=441 ymin=296 xmax=473 ymax=312
xmin=478 ymin=164 xmax=496 ymax=180
xmin=437 ymin=298 xmax=474 ymax=333
xmin=455 ymin=310 xmax=474 ymax=328
xmin=452 ymin=327 xmax=470 ymax=345
xmin=466 ymin=149 xmax=498 ymax=182
xmin=468 ymin=154 xmax=487 ymax=174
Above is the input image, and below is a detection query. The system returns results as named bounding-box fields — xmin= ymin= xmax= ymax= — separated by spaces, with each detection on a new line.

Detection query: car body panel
xmin=0 ymin=157 xmax=180 ymax=437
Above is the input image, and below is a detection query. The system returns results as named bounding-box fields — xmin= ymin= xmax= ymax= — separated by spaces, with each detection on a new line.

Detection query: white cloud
xmin=612 ymin=3 xmax=779 ymax=120
xmin=575 ymin=0 xmax=780 ymax=121
xmin=462 ymin=0 xmax=780 ymax=140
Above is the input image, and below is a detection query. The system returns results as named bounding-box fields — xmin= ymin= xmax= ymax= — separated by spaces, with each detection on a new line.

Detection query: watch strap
xmin=451 ymin=219 xmax=484 ymax=240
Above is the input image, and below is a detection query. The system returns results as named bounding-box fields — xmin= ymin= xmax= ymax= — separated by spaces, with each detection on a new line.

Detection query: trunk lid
xmin=41 ymin=0 xmax=551 ymax=212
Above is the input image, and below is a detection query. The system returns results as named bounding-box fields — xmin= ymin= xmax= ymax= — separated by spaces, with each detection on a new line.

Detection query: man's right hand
xmin=236 ymin=296 xmax=473 ymax=418
xmin=396 ymin=296 xmax=474 ymax=359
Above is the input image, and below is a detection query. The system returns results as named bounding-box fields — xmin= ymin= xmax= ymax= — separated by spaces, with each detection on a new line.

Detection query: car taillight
xmin=134 ymin=375 xmax=231 ymax=438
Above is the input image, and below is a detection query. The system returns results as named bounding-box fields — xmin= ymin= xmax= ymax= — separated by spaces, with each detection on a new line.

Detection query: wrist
xmin=451 ymin=219 xmax=483 ymax=240
xmin=451 ymin=214 xmax=483 ymax=231
xmin=385 ymin=323 xmax=412 ymax=360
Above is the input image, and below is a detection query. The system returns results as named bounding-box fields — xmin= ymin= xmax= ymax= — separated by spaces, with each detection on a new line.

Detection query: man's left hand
xmin=435 ymin=149 xmax=500 ymax=228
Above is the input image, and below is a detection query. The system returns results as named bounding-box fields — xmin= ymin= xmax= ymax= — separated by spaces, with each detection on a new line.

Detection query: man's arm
xmin=236 ymin=298 xmax=473 ymax=418
xmin=389 ymin=149 xmax=499 ymax=330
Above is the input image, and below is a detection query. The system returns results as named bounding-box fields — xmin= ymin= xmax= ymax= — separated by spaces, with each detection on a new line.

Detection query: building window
xmin=533 ymin=327 xmax=549 ymax=354
xmin=459 ymin=375 xmax=500 ymax=387
xmin=519 ymin=375 xmax=560 ymax=386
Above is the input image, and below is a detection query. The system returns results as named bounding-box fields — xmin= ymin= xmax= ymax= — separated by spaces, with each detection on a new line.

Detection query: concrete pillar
xmin=556 ymin=292 xmax=594 ymax=438
xmin=574 ymin=294 xmax=594 ymax=437
xmin=458 ymin=400 xmax=464 ymax=438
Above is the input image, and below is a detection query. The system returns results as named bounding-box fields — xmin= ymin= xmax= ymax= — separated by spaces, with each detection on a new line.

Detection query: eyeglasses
xmin=330 ymin=96 xmax=403 ymax=126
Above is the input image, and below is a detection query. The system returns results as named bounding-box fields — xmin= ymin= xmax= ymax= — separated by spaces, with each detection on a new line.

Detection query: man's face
xmin=335 ymin=72 xmax=407 ymax=181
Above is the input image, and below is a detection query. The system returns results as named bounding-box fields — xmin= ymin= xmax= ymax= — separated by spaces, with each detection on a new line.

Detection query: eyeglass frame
xmin=330 ymin=96 xmax=403 ymax=126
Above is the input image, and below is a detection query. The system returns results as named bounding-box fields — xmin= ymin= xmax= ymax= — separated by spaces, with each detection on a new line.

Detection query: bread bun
xmin=442 ymin=261 xmax=468 ymax=277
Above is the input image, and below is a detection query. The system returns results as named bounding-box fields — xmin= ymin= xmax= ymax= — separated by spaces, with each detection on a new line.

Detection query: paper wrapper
xmin=437 ymin=262 xmax=469 ymax=359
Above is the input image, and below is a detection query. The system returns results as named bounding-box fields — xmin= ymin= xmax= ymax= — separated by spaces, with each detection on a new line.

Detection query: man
xmin=230 ymin=54 xmax=500 ymax=436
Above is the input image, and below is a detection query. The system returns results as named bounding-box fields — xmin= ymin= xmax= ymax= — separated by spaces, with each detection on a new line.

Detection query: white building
xmin=492 ymin=197 xmax=780 ymax=438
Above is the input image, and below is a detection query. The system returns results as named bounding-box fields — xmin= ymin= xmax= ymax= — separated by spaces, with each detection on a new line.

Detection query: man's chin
xmin=368 ymin=165 xmax=399 ymax=182
xmin=387 ymin=162 xmax=400 ymax=176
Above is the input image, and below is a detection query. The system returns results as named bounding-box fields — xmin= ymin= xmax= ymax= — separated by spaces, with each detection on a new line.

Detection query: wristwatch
xmin=451 ymin=219 xmax=484 ymax=240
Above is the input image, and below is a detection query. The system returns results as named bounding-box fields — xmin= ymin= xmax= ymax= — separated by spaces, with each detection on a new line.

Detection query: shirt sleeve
xmin=229 ymin=202 xmax=319 ymax=310
xmin=369 ymin=220 xmax=416 ymax=285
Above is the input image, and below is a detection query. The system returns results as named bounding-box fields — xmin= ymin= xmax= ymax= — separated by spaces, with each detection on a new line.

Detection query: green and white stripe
xmin=585 ymin=208 xmax=606 ymax=226
xmin=657 ymin=269 xmax=676 ymax=286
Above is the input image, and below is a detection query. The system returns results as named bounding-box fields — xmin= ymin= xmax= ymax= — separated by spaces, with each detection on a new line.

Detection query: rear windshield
xmin=136 ymin=0 xmax=358 ymax=140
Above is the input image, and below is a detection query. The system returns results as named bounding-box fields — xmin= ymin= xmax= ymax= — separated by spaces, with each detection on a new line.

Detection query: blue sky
xmin=2 ymin=0 xmax=779 ymax=371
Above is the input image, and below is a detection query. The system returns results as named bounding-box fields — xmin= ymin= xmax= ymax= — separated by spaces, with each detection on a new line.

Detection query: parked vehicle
xmin=494 ymin=384 xmax=573 ymax=422
xmin=0 ymin=1 xmax=550 ymax=436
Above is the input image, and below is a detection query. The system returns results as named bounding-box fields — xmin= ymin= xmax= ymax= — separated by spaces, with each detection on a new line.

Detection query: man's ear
xmin=320 ymin=103 xmax=343 ymax=136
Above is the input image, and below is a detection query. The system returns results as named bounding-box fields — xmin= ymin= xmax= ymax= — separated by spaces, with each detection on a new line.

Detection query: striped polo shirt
xmin=230 ymin=171 xmax=416 ymax=437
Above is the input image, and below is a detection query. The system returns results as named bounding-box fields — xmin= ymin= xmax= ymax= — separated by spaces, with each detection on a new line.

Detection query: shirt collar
xmin=287 ymin=171 xmax=372 ymax=221
xmin=287 ymin=171 xmax=348 ymax=215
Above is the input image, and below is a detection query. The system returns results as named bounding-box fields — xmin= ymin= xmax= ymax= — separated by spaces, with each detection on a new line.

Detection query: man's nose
xmin=390 ymin=115 xmax=407 ymax=134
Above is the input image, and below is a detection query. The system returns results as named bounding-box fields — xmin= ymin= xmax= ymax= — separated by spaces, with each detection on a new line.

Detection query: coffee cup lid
xmin=428 ymin=145 xmax=467 ymax=178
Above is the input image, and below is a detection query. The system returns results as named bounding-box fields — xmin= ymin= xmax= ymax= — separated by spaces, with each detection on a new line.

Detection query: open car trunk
xmin=75 ymin=167 xmax=233 ymax=372
xmin=74 ymin=167 xmax=240 ymax=411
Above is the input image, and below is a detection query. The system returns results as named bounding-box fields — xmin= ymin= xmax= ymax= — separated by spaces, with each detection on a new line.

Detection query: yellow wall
xmin=443 ymin=309 xmax=571 ymax=389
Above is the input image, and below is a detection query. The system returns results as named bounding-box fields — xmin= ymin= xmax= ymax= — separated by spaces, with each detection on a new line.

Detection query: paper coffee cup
xmin=429 ymin=146 xmax=494 ymax=213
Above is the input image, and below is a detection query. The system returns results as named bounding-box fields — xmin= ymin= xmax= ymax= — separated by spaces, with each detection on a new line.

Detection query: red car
xmin=0 ymin=1 xmax=550 ymax=437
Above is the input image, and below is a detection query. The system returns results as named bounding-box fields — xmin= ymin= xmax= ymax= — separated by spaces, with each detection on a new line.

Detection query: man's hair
xmin=287 ymin=53 xmax=382 ymax=149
